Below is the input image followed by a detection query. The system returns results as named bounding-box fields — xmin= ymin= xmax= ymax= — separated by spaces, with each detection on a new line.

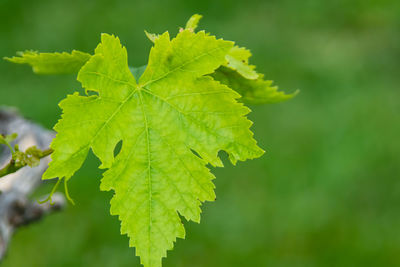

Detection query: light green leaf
xmin=43 ymin=31 xmax=263 ymax=267
xmin=212 ymin=66 xmax=299 ymax=104
xmin=4 ymin=50 xmax=91 ymax=74
xmin=0 ymin=133 xmax=17 ymax=144
xmin=145 ymin=31 xmax=158 ymax=43
xmin=0 ymin=133 xmax=17 ymax=152
xmin=145 ymin=30 xmax=160 ymax=43
xmin=185 ymin=14 xmax=203 ymax=31
xmin=225 ymin=46 xmax=259 ymax=80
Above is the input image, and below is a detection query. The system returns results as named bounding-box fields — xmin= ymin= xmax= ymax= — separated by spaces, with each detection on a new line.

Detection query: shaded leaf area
xmin=212 ymin=66 xmax=298 ymax=104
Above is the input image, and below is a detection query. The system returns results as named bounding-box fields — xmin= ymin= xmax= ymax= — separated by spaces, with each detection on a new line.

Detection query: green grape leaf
xmin=212 ymin=66 xmax=299 ymax=104
xmin=43 ymin=31 xmax=263 ymax=267
xmin=4 ymin=50 xmax=91 ymax=74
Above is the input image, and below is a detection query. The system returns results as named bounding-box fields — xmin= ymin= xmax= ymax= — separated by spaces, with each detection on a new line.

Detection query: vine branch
xmin=0 ymin=148 xmax=53 ymax=178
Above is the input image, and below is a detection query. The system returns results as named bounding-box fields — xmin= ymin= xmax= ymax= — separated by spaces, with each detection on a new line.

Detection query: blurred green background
xmin=1 ymin=0 xmax=400 ymax=266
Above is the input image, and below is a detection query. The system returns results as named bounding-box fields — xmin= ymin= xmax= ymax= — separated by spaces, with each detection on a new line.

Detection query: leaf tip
xmin=185 ymin=14 xmax=203 ymax=31
xmin=144 ymin=30 xmax=159 ymax=43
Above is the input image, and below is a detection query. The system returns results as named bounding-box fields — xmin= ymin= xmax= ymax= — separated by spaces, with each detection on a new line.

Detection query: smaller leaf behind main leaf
xmin=212 ymin=66 xmax=299 ymax=104
xmin=4 ymin=50 xmax=91 ymax=74
xmin=144 ymin=14 xmax=298 ymax=105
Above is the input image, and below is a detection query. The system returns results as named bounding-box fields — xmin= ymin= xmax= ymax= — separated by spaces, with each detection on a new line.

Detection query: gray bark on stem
xmin=0 ymin=108 xmax=65 ymax=260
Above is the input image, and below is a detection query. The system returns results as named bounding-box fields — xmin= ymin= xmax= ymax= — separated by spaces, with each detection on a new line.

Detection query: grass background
xmin=1 ymin=0 xmax=400 ymax=266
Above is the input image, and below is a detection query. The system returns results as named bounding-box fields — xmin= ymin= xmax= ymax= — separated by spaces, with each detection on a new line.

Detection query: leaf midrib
xmin=137 ymin=89 xmax=153 ymax=261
